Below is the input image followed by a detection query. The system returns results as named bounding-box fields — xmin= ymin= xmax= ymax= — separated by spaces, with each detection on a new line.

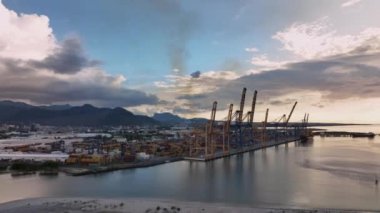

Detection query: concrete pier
xmin=184 ymin=136 xmax=301 ymax=161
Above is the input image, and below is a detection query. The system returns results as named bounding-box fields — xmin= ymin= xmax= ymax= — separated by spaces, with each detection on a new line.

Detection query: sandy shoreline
xmin=0 ymin=197 xmax=378 ymax=213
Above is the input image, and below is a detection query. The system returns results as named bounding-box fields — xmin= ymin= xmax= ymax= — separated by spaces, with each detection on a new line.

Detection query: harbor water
xmin=1 ymin=125 xmax=380 ymax=210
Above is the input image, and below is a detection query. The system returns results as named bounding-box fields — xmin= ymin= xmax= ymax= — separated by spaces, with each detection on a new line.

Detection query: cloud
xmin=190 ymin=70 xmax=201 ymax=78
xmin=250 ymin=54 xmax=290 ymax=70
xmin=176 ymin=45 xmax=380 ymax=112
xmin=273 ymin=18 xmax=380 ymax=59
xmin=0 ymin=1 xmax=56 ymax=60
xmin=31 ymin=38 xmax=100 ymax=74
xmin=151 ymin=17 xmax=380 ymax=119
xmin=269 ymin=99 xmax=297 ymax=106
xmin=245 ymin=47 xmax=259 ymax=52
xmin=155 ymin=70 xmax=240 ymax=94
xmin=152 ymin=70 xmax=241 ymax=115
xmin=0 ymin=57 xmax=158 ymax=107
xmin=341 ymin=0 xmax=362 ymax=7
xmin=152 ymin=1 xmax=198 ymax=74
xmin=0 ymin=1 xmax=158 ymax=107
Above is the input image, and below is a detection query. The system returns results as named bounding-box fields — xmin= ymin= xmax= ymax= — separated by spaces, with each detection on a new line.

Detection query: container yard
xmin=185 ymin=88 xmax=309 ymax=161
xmin=0 ymin=88 xmax=314 ymax=175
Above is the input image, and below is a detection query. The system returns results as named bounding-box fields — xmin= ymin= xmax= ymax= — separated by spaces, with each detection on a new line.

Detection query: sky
xmin=1 ymin=0 xmax=380 ymax=123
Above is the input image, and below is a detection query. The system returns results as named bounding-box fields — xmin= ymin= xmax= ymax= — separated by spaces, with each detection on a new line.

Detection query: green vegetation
xmin=11 ymin=161 xmax=39 ymax=171
xmin=124 ymin=133 xmax=143 ymax=141
xmin=40 ymin=161 xmax=60 ymax=170
xmin=0 ymin=132 xmax=10 ymax=139
xmin=0 ymin=164 xmax=8 ymax=171
xmin=10 ymin=161 xmax=60 ymax=171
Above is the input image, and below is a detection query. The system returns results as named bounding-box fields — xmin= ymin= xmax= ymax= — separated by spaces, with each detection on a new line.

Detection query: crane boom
xmin=285 ymin=101 xmax=297 ymax=126
xmin=262 ymin=108 xmax=269 ymax=142
xmin=224 ymin=103 xmax=234 ymax=152
xmin=238 ymin=88 xmax=247 ymax=123
xmin=208 ymin=101 xmax=217 ymax=135
xmin=249 ymin=90 xmax=257 ymax=124
xmin=205 ymin=101 xmax=217 ymax=155
xmin=264 ymin=108 xmax=269 ymax=128
xmin=226 ymin=104 xmax=233 ymax=132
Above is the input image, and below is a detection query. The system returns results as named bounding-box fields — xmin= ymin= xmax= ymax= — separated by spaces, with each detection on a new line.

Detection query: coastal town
xmin=0 ymin=123 xmax=190 ymax=176
xmin=2 ymin=0 xmax=380 ymax=211
xmin=0 ymin=88 xmax=312 ymax=177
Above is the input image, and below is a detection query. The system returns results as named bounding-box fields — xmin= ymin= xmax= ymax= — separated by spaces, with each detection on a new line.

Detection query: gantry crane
xmin=281 ymin=101 xmax=297 ymax=138
xmin=284 ymin=102 xmax=297 ymax=128
xmin=249 ymin=90 xmax=258 ymax=142
xmin=305 ymin=113 xmax=310 ymax=136
xmin=262 ymin=108 xmax=269 ymax=143
xmin=205 ymin=101 xmax=217 ymax=156
xmin=234 ymin=88 xmax=247 ymax=147
xmin=188 ymin=101 xmax=217 ymax=157
xmin=237 ymin=88 xmax=247 ymax=123
xmin=186 ymin=87 xmax=307 ymax=159
xmin=223 ymin=104 xmax=233 ymax=153
xmin=249 ymin=90 xmax=257 ymax=124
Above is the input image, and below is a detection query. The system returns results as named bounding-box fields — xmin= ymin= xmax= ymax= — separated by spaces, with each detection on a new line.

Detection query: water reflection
xmin=1 ymin=129 xmax=380 ymax=210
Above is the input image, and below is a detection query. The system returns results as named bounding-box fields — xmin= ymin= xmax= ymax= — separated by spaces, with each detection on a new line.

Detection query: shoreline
xmin=61 ymin=156 xmax=183 ymax=176
xmin=0 ymin=157 xmax=184 ymax=177
xmin=0 ymin=197 xmax=378 ymax=213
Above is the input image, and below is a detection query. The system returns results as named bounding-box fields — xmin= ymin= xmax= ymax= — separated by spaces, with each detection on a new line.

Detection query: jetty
xmin=313 ymin=131 xmax=375 ymax=138
xmin=185 ymin=88 xmax=310 ymax=161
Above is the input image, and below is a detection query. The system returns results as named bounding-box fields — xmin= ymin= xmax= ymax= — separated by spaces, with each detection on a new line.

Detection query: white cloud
xmin=0 ymin=1 xmax=56 ymax=60
xmin=151 ymin=70 xmax=243 ymax=115
xmin=341 ymin=0 xmax=362 ymax=7
xmin=250 ymin=54 xmax=290 ymax=70
xmin=245 ymin=47 xmax=259 ymax=52
xmin=154 ymin=70 xmax=240 ymax=94
xmin=273 ymin=18 xmax=380 ymax=59
xmin=177 ymin=49 xmax=380 ymax=121
xmin=0 ymin=1 xmax=158 ymax=107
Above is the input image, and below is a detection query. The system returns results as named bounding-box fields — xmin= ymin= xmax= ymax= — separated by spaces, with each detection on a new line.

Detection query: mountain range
xmin=0 ymin=100 xmax=206 ymax=126
xmin=152 ymin=112 xmax=208 ymax=125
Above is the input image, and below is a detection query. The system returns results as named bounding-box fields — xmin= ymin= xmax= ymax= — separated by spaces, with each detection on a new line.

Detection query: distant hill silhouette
xmin=0 ymin=101 xmax=361 ymax=127
xmin=153 ymin=112 xmax=208 ymax=125
xmin=152 ymin=112 xmax=187 ymax=124
xmin=0 ymin=101 xmax=157 ymax=126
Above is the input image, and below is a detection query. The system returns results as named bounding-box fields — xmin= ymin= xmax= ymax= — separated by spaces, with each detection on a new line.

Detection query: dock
xmin=185 ymin=88 xmax=310 ymax=162
xmin=313 ymin=131 xmax=375 ymax=138
xmin=185 ymin=136 xmax=301 ymax=161
xmin=61 ymin=157 xmax=183 ymax=176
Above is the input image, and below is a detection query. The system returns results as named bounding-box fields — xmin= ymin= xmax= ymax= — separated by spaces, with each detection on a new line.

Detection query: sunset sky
xmin=1 ymin=0 xmax=380 ymax=123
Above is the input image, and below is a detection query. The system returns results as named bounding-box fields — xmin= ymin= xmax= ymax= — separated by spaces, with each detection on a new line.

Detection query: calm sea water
xmin=1 ymin=125 xmax=380 ymax=210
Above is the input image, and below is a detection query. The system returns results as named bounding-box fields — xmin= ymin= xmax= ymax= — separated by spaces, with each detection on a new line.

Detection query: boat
xmin=11 ymin=171 xmax=36 ymax=177
xmin=39 ymin=170 xmax=59 ymax=176
xmin=351 ymin=132 xmax=375 ymax=138
xmin=300 ymin=135 xmax=313 ymax=144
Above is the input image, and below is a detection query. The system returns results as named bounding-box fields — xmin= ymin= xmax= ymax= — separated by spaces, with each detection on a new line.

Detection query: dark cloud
xmin=153 ymin=1 xmax=198 ymax=73
xmin=177 ymin=50 xmax=380 ymax=110
xmin=312 ymin=103 xmax=324 ymax=108
xmin=0 ymin=61 xmax=158 ymax=107
xmin=172 ymin=101 xmax=214 ymax=115
xmin=219 ymin=58 xmax=246 ymax=72
xmin=177 ymin=93 xmax=207 ymax=100
xmin=269 ymin=99 xmax=297 ymax=106
xmin=190 ymin=70 xmax=201 ymax=78
xmin=31 ymin=38 xmax=100 ymax=74
xmin=173 ymin=106 xmax=201 ymax=115
xmin=0 ymin=58 xmax=34 ymax=74
xmin=0 ymin=40 xmax=159 ymax=107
